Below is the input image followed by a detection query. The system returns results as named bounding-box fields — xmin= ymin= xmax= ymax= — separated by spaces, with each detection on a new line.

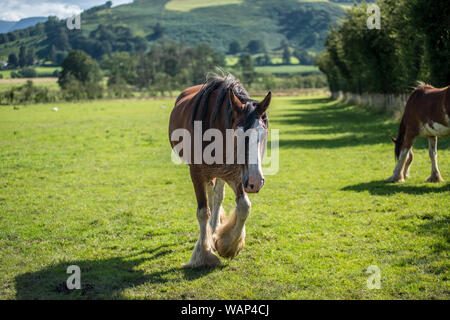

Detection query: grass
xmin=255 ymin=65 xmax=320 ymax=75
xmin=0 ymin=67 xmax=60 ymax=79
xmin=165 ymin=0 xmax=243 ymax=12
xmin=0 ymin=78 xmax=59 ymax=92
xmin=0 ymin=95 xmax=448 ymax=299
xmin=225 ymin=55 xmax=300 ymax=67
xmin=297 ymin=0 xmax=355 ymax=9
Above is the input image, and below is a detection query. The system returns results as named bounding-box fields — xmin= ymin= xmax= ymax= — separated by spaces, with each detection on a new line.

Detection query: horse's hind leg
xmin=184 ymin=171 xmax=221 ymax=268
xmin=209 ymin=179 xmax=226 ymax=235
xmin=426 ymin=136 xmax=444 ymax=182
xmin=387 ymin=136 xmax=414 ymax=183
xmin=403 ymin=148 xmax=414 ymax=179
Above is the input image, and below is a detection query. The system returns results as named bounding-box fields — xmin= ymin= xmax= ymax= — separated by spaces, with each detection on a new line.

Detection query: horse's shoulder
xmin=176 ymin=85 xmax=202 ymax=106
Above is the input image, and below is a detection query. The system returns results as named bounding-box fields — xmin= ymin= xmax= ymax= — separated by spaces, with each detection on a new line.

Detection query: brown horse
xmin=388 ymin=83 xmax=450 ymax=183
xmin=169 ymin=74 xmax=271 ymax=268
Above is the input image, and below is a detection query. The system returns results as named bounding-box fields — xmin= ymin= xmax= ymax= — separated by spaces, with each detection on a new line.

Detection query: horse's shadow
xmin=341 ymin=180 xmax=450 ymax=195
xmin=273 ymin=98 xmax=450 ymax=150
xmin=14 ymin=244 xmax=218 ymax=299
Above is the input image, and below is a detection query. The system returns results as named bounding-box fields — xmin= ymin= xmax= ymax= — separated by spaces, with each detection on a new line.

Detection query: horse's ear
xmin=258 ymin=91 xmax=271 ymax=114
xmin=390 ymin=136 xmax=397 ymax=143
xmin=229 ymin=88 xmax=244 ymax=113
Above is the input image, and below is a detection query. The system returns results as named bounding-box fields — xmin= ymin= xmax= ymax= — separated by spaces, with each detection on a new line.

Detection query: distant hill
xmin=0 ymin=21 xmax=16 ymax=34
xmin=0 ymin=17 xmax=47 ymax=34
xmin=0 ymin=0 xmax=345 ymax=62
xmin=84 ymin=0 xmax=345 ymax=52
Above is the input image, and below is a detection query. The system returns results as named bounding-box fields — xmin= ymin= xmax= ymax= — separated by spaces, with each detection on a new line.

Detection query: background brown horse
xmin=169 ymin=74 xmax=271 ymax=268
xmin=388 ymin=83 xmax=450 ymax=182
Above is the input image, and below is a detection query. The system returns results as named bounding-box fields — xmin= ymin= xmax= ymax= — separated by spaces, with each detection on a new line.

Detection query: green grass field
xmin=0 ymin=78 xmax=59 ymax=93
xmin=225 ymin=55 xmax=301 ymax=67
xmin=164 ymin=0 xmax=349 ymax=12
xmin=165 ymin=0 xmax=243 ymax=11
xmin=0 ymin=95 xmax=448 ymax=299
xmin=255 ymin=65 xmax=320 ymax=75
xmin=0 ymin=67 xmax=60 ymax=79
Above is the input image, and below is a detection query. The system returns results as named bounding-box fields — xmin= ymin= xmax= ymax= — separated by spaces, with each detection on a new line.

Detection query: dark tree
xmin=282 ymin=44 xmax=291 ymax=65
xmin=254 ymin=53 xmax=272 ymax=66
xmin=153 ymin=23 xmax=164 ymax=39
xmin=237 ymin=53 xmax=256 ymax=87
xmin=54 ymin=29 xmax=70 ymax=51
xmin=0 ymin=34 xmax=8 ymax=44
xmin=410 ymin=0 xmax=450 ymax=86
xmin=18 ymin=46 xmax=27 ymax=67
xmin=48 ymin=45 xmax=57 ymax=64
xmin=246 ymin=40 xmax=265 ymax=54
xmin=228 ymin=40 xmax=241 ymax=54
xmin=8 ymin=53 xmax=18 ymax=68
xmin=293 ymin=48 xmax=315 ymax=65
xmin=25 ymin=48 xmax=36 ymax=66
xmin=148 ymin=23 xmax=164 ymax=41
xmin=58 ymin=50 xmax=102 ymax=88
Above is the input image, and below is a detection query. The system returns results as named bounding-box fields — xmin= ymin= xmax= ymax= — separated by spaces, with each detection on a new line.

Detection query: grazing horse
xmin=387 ymin=83 xmax=450 ymax=183
xmin=169 ymin=74 xmax=271 ymax=268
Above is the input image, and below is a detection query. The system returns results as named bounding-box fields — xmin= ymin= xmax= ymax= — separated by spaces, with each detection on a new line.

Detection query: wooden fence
xmin=331 ymin=91 xmax=409 ymax=116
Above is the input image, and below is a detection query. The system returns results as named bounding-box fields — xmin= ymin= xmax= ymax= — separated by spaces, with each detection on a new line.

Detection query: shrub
xmin=0 ymin=80 xmax=59 ymax=104
xmin=10 ymin=67 xmax=37 ymax=78
xmin=59 ymin=50 xmax=103 ymax=100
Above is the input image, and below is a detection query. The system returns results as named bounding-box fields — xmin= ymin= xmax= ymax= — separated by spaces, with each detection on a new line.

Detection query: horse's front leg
xmin=215 ymin=181 xmax=250 ymax=259
xmin=184 ymin=169 xmax=221 ymax=268
xmin=387 ymin=134 xmax=415 ymax=183
xmin=403 ymin=148 xmax=413 ymax=179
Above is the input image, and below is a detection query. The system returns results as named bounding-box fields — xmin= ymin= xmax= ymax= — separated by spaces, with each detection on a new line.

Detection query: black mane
xmin=191 ymin=73 xmax=254 ymax=128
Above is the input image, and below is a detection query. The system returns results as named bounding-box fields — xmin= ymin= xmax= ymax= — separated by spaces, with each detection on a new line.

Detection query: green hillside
xmin=0 ymin=0 xmax=345 ymax=61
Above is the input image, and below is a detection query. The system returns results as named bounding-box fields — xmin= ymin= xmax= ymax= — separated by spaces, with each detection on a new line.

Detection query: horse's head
xmin=229 ymin=89 xmax=271 ymax=193
xmin=390 ymin=136 xmax=402 ymax=160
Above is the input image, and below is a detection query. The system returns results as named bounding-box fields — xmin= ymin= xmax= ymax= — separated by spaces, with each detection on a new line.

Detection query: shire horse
xmin=169 ymin=74 xmax=271 ymax=268
xmin=388 ymin=83 xmax=450 ymax=183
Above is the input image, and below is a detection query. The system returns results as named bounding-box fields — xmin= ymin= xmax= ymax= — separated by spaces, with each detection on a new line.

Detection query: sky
xmin=0 ymin=0 xmax=134 ymax=21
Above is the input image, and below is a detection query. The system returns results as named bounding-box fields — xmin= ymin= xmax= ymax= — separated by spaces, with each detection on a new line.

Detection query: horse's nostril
xmin=249 ymin=184 xmax=254 ymax=189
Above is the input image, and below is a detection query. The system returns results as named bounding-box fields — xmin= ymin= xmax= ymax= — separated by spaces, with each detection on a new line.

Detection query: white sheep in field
xmin=52 ymin=107 xmax=58 ymax=112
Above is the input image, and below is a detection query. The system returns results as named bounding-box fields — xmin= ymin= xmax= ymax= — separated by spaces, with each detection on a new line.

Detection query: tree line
xmin=1 ymin=16 xmax=149 ymax=66
xmin=316 ymin=0 xmax=449 ymax=94
xmin=1 ymin=42 xmax=327 ymax=104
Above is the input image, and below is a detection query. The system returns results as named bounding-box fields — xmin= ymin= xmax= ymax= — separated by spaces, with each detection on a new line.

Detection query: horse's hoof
xmin=386 ymin=176 xmax=405 ymax=183
xmin=426 ymin=175 xmax=444 ymax=183
xmin=215 ymin=234 xmax=245 ymax=259
xmin=183 ymin=250 xmax=222 ymax=269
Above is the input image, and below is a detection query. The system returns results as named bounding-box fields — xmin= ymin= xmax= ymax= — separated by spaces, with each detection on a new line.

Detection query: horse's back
xmin=174 ymin=85 xmax=202 ymax=108
xmin=169 ymin=85 xmax=202 ymax=144
xmin=406 ymin=85 xmax=449 ymax=110
xmin=403 ymin=85 xmax=450 ymax=137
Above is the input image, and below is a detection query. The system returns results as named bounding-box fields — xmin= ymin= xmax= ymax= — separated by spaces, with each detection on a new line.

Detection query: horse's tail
xmin=394 ymin=117 xmax=406 ymax=160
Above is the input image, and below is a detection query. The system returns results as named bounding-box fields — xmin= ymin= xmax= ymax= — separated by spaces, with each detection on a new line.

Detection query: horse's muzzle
xmin=243 ymin=176 xmax=265 ymax=193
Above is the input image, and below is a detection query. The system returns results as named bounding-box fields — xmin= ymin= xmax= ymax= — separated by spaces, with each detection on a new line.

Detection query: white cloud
xmin=0 ymin=0 xmax=134 ymax=21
